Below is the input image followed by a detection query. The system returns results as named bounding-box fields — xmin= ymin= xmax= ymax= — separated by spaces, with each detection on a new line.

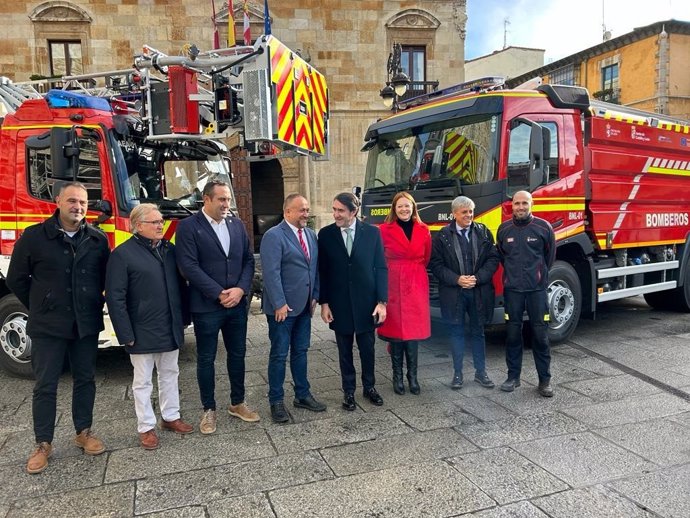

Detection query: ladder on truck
xmin=0 ymin=77 xmax=42 ymax=116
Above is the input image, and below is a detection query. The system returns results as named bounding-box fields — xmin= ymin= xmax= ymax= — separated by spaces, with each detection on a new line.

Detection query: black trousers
xmin=31 ymin=334 xmax=99 ymax=443
xmin=504 ymin=290 xmax=551 ymax=382
xmin=335 ymin=331 xmax=376 ymax=395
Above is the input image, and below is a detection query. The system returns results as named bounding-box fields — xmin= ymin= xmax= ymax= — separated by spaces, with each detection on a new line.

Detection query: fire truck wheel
xmin=643 ymin=290 xmax=674 ymax=310
xmin=546 ymin=261 xmax=582 ymax=344
xmin=0 ymin=295 xmax=34 ymax=378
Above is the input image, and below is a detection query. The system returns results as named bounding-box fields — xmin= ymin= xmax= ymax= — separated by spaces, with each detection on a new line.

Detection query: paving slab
xmin=456 ymin=411 xmax=587 ymax=448
xmin=562 ymin=392 xmax=690 ymax=427
xmin=0 ymin=452 xmax=108 ymax=502
xmin=106 ymin=428 xmax=275 ymax=483
xmin=608 ymin=463 xmax=690 ymax=518
xmin=135 ymin=451 xmax=333 ymax=514
xmin=320 ymin=428 xmax=477 ymax=476
xmin=553 ymin=354 xmax=623 ymax=377
xmin=467 ymin=500 xmax=550 ymax=517
xmin=595 ymin=417 xmax=690 ymax=466
xmin=484 ymin=385 xmax=595 ymax=416
xmin=448 ymin=447 xmax=568 ymax=504
xmin=268 ymin=460 xmax=495 ymax=518
xmin=6 ymin=482 xmax=135 ymax=518
xmin=206 ymin=492 xmax=276 ymax=518
xmin=142 ymin=506 xmax=208 ymax=518
xmin=561 ymin=374 xmax=661 ymax=402
xmin=390 ymin=400 xmax=480 ymax=431
xmin=532 ymin=484 xmax=655 ymax=517
xmin=454 ymin=396 xmax=518 ymax=422
xmin=513 ymin=431 xmax=655 ymax=487
xmin=267 ymin=410 xmax=410 ymax=454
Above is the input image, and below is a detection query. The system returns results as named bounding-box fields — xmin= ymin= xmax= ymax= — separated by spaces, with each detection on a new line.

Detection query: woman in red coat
xmin=377 ymin=192 xmax=432 ymax=395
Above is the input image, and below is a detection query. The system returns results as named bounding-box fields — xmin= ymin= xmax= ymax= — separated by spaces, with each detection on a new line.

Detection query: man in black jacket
xmin=496 ymin=190 xmax=556 ymax=397
xmin=430 ymin=196 xmax=500 ymax=390
xmin=318 ymin=192 xmax=388 ymax=411
xmin=7 ymin=182 xmax=110 ymax=474
xmin=105 ymin=204 xmax=193 ymax=449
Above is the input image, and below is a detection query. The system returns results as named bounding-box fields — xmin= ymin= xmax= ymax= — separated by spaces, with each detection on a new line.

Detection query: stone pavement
xmin=1 ymin=296 xmax=690 ymax=517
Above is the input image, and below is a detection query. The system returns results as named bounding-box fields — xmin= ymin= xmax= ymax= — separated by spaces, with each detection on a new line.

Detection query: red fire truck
xmin=0 ymin=35 xmax=329 ymax=376
xmin=360 ymin=77 xmax=690 ymax=343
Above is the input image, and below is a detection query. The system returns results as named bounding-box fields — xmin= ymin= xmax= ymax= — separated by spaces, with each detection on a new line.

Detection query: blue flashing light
xmin=46 ymin=90 xmax=111 ymax=112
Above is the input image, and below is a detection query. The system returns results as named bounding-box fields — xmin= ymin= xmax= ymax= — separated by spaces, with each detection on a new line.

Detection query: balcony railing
xmin=399 ymin=80 xmax=439 ymax=101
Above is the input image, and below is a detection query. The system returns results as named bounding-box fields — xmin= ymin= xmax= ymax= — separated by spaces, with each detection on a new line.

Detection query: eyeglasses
xmin=141 ymin=220 xmax=165 ymax=226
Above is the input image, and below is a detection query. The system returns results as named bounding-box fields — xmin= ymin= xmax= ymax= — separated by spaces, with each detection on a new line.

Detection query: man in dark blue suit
xmin=260 ymin=193 xmax=325 ymax=423
xmin=318 ymin=192 xmax=388 ymax=411
xmin=176 ymin=180 xmax=258 ymax=434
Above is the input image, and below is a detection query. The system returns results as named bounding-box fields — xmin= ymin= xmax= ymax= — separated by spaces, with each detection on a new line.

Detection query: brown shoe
xmin=199 ymin=409 xmax=217 ymax=435
xmin=74 ymin=428 xmax=106 ymax=455
xmin=228 ymin=402 xmax=260 ymax=422
xmin=139 ymin=429 xmax=159 ymax=450
xmin=161 ymin=418 xmax=194 ymax=434
xmin=27 ymin=442 xmax=53 ymax=474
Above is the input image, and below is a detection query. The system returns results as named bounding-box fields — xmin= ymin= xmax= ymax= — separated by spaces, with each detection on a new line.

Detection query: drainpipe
xmin=656 ymin=24 xmax=669 ymax=114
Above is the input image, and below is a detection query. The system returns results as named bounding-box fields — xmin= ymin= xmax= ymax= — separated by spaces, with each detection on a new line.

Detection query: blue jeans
xmin=504 ymin=289 xmax=551 ymax=382
xmin=448 ymin=289 xmax=487 ymax=376
xmin=266 ymin=306 xmax=312 ymax=404
xmin=193 ymin=300 xmax=248 ymax=409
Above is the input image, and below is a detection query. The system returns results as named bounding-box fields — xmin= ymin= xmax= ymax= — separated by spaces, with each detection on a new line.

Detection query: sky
xmin=465 ymin=0 xmax=690 ymax=62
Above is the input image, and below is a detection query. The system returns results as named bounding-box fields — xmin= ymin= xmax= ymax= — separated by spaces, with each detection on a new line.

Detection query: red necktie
xmin=298 ymin=228 xmax=310 ymax=260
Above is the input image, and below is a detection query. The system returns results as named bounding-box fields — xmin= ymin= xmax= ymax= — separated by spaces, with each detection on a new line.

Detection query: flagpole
xmin=210 ymin=0 xmax=220 ymax=49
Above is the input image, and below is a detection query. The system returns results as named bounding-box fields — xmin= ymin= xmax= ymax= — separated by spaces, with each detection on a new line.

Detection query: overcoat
xmin=317 ymin=221 xmax=388 ymax=334
xmin=429 ymin=221 xmax=500 ymax=325
xmin=105 ymin=235 xmax=187 ymax=354
xmin=377 ymin=220 xmax=431 ymax=341
xmin=6 ymin=210 xmax=109 ymax=339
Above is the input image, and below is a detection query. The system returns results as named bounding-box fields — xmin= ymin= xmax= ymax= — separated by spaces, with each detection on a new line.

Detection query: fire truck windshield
xmin=364 ymin=114 xmax=500 ymax=192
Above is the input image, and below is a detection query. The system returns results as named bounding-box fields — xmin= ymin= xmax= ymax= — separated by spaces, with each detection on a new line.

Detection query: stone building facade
xmin=1 ymin=0 xmax=467 ymax=238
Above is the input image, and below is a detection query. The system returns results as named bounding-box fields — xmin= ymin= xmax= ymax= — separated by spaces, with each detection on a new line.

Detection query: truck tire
xmin=672 ymin=260 xmax=690 ymax=311
xmin=546 ymin=261 xmax=582 ymax=343
xmin=0 ymin=295 xmax=34 ymax=378
xmin=643 ymin=290 xmax=674 ymax=310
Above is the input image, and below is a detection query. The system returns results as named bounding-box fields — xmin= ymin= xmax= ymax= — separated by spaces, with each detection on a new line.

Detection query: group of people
xmin=6 ymin=180 xmax=555 ymax=475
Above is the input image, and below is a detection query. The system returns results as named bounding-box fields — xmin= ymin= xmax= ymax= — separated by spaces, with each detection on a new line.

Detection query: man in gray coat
xmin=260 ymin=193 xmax=325 ymax=423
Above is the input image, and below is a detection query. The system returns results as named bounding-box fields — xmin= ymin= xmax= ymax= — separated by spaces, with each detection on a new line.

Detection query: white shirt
xmin=341 ymin=220 xmax=356 ymax=246
xmin=286 ymin=221 xmax=310 ymax=257
xmin=202 ymin=208 xmax=230 ymax=256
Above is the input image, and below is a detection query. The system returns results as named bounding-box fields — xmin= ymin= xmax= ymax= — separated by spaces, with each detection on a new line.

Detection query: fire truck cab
xmin=361 ymin=78 xmax=690 ymax=343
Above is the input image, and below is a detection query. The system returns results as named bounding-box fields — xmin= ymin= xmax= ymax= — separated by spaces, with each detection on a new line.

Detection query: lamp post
xmin=379 ymin=43 xmax=410 ymax=111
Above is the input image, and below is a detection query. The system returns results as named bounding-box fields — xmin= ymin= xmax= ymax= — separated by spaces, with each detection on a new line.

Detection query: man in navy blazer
xmin=318 ymin=192 xmax=388 ymax=411
xmin=260 ymin=193 xmax=326 ymax=423
xmin=176 ymin=180 xmax=258 ymax=434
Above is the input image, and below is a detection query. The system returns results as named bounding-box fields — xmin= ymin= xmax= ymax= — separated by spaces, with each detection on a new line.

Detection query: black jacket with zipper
xmin=7 ymin=210 xmax=110 ymax=339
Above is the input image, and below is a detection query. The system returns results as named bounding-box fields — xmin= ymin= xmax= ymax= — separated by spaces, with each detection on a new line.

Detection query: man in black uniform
xmin=7 ymin=182 xmax=110 ymax=473
xmin=496 ymin=190 xmax=556 ymax=397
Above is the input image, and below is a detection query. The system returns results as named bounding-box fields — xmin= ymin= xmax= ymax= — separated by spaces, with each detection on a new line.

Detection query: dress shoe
xmin=500 ymin=378 xmax=521 ymax=392
xmin=139 ymin=429 xmax=159 ymax=450
xmin=342 ymin=393 xmax=356 ymax=411
xmin=293 ymin=395 xmax=327 ymax=412
xmin=228 ymin=402 xmax=260 ymax=422
xmin=538 ymin=381 xmax=554 ymax=398
xmin=199 ymin=409 xmax=217 ymax=435
xmin=363 ymin=387 xmax=384 ymax=406
xmin=451 ymin=374 xmax=464 ymax=390
xmin=26 ymin=442 xmax=52 ymax=474
xmin=74 ymin=428 xmax=106 ymax=455
xmin=161 ymin=418 xmax=194 ymax=434
xmin=474 ymin=371 xmax=495 ymax=389
xmin=271 ymin=401 xmax=290 ymax=423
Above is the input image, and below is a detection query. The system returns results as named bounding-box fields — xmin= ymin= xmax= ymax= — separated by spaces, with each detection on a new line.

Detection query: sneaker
xmin=27 ymin=442 xmax=52 ymax=474
xmin=451 ymin=374 xmax=464 ymax=390
xmin=161 ymin=418 xmax=194 ymax=434
xmin=199 ymin=409 xmax=217 ymax=435
xmin=74 ymin=428 xmax=106 ymax=455
xmin=139 ymin=429 xmax=159 ymax=450
xmin=538 ymin=381 xmax=554 ymax=398
xmin=500 ymin=378 xmax=521 ymax=392
xmin=228 ymin=402 xmax=260 ymax=423
xmin=270 ymin=401 xmax=290 ymax=423
xmin=474 ymin=371 xmax=495 ymax=389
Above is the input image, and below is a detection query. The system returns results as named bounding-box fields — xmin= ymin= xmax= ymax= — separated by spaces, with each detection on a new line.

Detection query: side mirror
xmin=352 ymin=185 xmax=362 ymax=199
xmin=528 ymin=121 xmax=545 ymax=191
xmin=50 ymin=127 xmax=79 ymax=180
xmin=89 ymin=199 xmax=113 ymax=225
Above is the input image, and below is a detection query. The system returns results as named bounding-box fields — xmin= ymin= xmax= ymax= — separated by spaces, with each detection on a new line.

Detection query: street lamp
xmin=380 ymin=43 xmax=410 ymax=111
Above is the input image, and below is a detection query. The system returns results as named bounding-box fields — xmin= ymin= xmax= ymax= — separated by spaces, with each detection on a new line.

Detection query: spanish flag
xmin=227 ymin=0 xmax=236 ymax=47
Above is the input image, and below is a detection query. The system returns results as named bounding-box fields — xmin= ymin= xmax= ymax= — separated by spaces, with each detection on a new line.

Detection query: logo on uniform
xmin=527 ymin=237 xmax=538 ymax=242
xmin=506 ymin=237 xmax=514 ymax=243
